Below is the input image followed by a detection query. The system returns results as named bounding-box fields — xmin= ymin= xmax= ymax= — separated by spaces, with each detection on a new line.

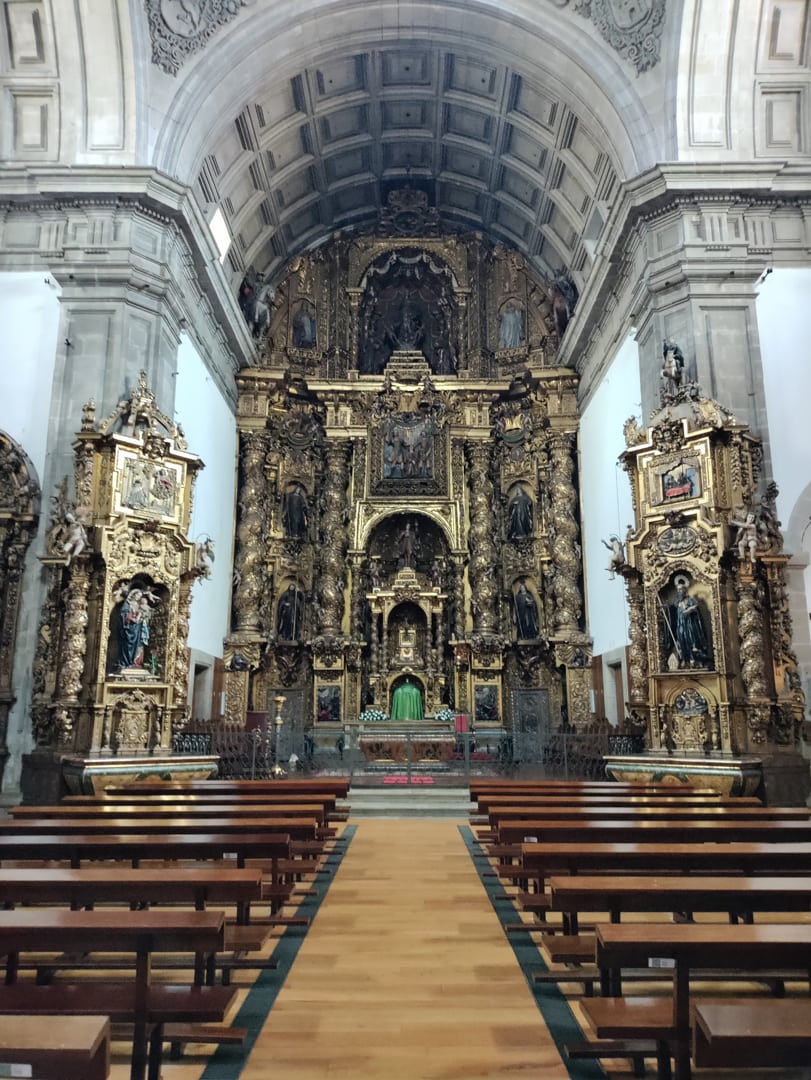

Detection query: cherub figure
xmin=62 ymin=514 xmax=88 ymax=565
xmin=730 ymin=509 xmax=757 ymax=564
xmin=196 ymin=537 xmax=215 ymax=578
xmin=602 ymin=535 xmax=625 ymax=579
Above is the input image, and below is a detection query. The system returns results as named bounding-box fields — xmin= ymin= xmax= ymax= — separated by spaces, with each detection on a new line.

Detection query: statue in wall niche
xmin=238 ymin=267 xmax=274 ymax=339
xmin=602 ymin=535 xmax=625 ymax=579
xmin=662 ymin=577 xmax=711 ymax=670
xmin=277 ymin=584 xmax=304 ymax=641
xmin=498 ymin=302 xmax=525 ymax=349
xmin=513 ymin=582 xmax=540 ymax=640
xmin=397 ymin=521 xmax=418 ymax=569
xmin=388 ymin=302 xmax=424 ymax=352
xmin=281 ymin=482 xmax=309 ymax=538
xmin=116 ymin=585 xmax=159 ymax=671
xmin=661 ymin=339 xmax=685 ymax=401
xmin=547 ymin=272 xmax=578 ymax=338
xmin=507 ymin=486 xmax=534 ymax=540
xmin=292 ymin=301 xmax=317 ymax=349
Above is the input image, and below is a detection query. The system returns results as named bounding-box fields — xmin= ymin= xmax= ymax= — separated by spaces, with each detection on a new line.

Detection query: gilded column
xmin=736 ymin=575 xmax=770 ymax=745
xmin=170 ymin=577 xmax=195 ymax=737
xmin=233 ymin=431 xmax=269 ymax=633
xmin=452 ymin=556 xmax=465 ymax=640
xmin=56 ymin=561 xmax=91 ymax=715
xmin=625 ymin=576 xmax=648 ymax=706
xmin=548 ymin=431 xmax=582 ymax=631
xmin=317 ymin=441 xmax=351 ymax=635
xmin=465 ymin=442 xmax=498 ymax=632
xmin=349 ymin=555 xmax=363 ymax=640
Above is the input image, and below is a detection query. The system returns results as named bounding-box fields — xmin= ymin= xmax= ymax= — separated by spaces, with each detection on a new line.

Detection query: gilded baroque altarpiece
xmin=614 ymin=381 xmax=807 ymax=798
xmin=227 ymin=217 xmax=591 ymax=743
xmin=27 ymin=373 xmax=207 ymax=774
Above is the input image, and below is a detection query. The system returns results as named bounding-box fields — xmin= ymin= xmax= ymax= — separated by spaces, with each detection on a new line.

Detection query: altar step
xmin=347 ymin=786 xmax=474 ymax=819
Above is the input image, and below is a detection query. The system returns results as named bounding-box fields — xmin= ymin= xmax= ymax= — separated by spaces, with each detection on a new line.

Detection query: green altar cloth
xmin=390 ymin=679 xmax=424 ymax=722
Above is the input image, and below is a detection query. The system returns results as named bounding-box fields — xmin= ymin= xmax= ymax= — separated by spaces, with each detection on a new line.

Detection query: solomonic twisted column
xmin=465 ymin=441 xmax=498 ymax=633
xmin=736 ymin=576 xmax=770 ymax=745
xmin=625 ymin=577 xmax=648 ymax=705
xmin=232 ymin=431 xmax=269 ymax=633
xmin=548 ymin=431 xmax=582 ymax=631
xmin=317 ymin=442 xmax=351 ymax=635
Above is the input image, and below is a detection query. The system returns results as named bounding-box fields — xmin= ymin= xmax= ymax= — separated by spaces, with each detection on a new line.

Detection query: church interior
xmin=2 ymin=1 xmax=811 ymax=1076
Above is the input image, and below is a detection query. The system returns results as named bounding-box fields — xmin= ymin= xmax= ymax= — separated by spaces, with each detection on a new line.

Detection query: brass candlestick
xmin=271 ymin=694 xmax=287 ymax=777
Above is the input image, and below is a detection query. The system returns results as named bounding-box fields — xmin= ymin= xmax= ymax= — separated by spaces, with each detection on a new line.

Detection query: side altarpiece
xmin=610 ymin=379 xmax=808 ymax=802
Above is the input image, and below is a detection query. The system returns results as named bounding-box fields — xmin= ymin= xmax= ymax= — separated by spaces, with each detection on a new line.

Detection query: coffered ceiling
xmin=193 ymin=44 xmax=623 ymax=287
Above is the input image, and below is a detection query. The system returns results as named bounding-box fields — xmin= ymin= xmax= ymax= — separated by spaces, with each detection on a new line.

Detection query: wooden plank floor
xmin=241 ymin=818 xmax=570 ymax=1080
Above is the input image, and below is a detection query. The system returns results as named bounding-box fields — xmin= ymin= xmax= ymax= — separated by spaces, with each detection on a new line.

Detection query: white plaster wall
xmin=0 ymin=273 xmax=61 ymax=480
xmin=174 ymin=333 xmax=237 ymax=659
xmin=580 ymin=333 xmax=641 ymax=657
xmin=756 ymin=268 xmax=811 ymax=727
xmin=757 ymin=268 xmax=811 ymax=536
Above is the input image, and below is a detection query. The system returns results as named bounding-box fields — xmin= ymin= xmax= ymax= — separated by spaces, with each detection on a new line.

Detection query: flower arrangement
xmin=358 ymin=708 xmax=388 ymax=723
xmin=433 ymin=707 xmax=456 ymax=724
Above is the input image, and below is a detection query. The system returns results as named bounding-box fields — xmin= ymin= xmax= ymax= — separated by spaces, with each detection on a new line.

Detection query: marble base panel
xmin=604 ymin=753 xmax=763 ymax=798
xmin=21 ymin=750 xmax=219 ymax=803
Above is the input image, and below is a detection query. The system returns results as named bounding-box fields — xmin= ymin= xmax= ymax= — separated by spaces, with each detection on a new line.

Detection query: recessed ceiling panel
xmin=324 ymin=146 xmax=373 ymax=184
xmin=275 ymin=166 xmax=317 ymax=211
xmin=508 ymin=74 xmax=558 ymax=132
xmin=444 ymin=103 xmax=494 ymax=144
xmin=319 ymin=104 xmax=370 ymax=144
xmin=381 ymin=140 xmax=434 ymax=170
xmin=314 ymin=56 xmax=367 ymax=100
xmin=441 ymin=145 xmax=489 ymax=182
xmin=381 ymin=100 xmax=432 ymax=130
xmin=380 ymin=49 xmax=432 ymax=86
xmin=503 ymin=125 xmax=549 ymax=173
xmin=445 ymin=54 xmax=499 ymax=99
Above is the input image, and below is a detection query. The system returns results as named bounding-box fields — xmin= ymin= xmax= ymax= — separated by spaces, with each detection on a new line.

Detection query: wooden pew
xmin=0 ymin=909 xmax=234 ymax=1080
xmin=0 ymin=831 xmax=292 ymax=872
xmin=108 ymin=778 xmax=350 ymax=796
xmin=584 ymin=923 xmax=811 ymax=1080
xmin=0 ymin=866 xmax=263 ymax=924
xmin=520 ymin=841 xmax=811 ymax=886
xmin=499 ymin=818 xmax=811 ymax=844
xmin=693 ymin=999 xmax=811 ymax=1070
xmin=0 ymin=810 xmax=325 ymax=831
xmin=547 ymin=874 xmax=811 ymax=934
xmin=475 ymin=794 xmax=758 ymax=811
xmin=0 ymin=1014 xmax=110 ymax=1080
xmin=485 ymin=804 xmax=806 ymax=824
xmin=470 ymin=781 xmax=719 ymax=796
xmin=58 ymin=790 xmax=341 ymax=818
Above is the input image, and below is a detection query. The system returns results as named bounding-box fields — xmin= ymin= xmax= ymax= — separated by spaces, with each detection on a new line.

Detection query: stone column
xmin=548 ymin=432 xmax=582 ymax=632
xmin=232 ymin=431 xmax=269 ymax=633
xmin=465 ymin=442 xmax=498 ymax=633
xmin=317 ymin=442 xmax=351 ymax=636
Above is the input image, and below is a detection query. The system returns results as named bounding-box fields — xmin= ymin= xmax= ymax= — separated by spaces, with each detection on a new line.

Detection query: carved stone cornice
xmin=0 ymin=167 xmax=255 ymax=390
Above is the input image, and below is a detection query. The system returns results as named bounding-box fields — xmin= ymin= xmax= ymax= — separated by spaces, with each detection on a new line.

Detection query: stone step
xmin=348 ymin=786 xmax=474 ymax=819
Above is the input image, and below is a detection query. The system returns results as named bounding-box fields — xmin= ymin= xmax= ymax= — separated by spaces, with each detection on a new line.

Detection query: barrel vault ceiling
xmin=194 ymin=44 xmax=622 ymax=287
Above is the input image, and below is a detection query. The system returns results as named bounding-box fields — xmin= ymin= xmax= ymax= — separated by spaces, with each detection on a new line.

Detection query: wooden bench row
xmin=472 ymin=779 xmax=811 ymax=1079
xmin=1 ymin=776 xmax=349 ymax=1079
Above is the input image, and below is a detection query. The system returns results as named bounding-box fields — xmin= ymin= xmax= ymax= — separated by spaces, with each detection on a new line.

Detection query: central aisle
xmin=242 ymin=818 xmax=571 ymax=1080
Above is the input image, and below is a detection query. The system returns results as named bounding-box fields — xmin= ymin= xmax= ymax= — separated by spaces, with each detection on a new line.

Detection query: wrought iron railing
xmin=172 ymin=723 xmax=315 ymax=779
